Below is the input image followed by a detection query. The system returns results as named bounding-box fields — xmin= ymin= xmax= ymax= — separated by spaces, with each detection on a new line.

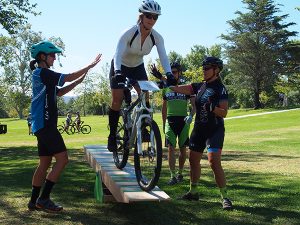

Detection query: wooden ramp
xmin=84 ymin=145 xmax=170 ymax=203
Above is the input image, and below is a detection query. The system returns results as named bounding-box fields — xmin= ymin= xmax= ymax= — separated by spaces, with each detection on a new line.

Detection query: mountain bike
xmin=113 ymin=80 xmax=162 ymax=192
xmin=73 ymin=121 xmax=91 ymax=134
xmin=57 ymin=121 xmax=74 ymax=135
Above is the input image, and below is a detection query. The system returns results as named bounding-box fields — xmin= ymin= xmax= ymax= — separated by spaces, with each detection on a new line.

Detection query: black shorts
xmin=165 ymin=116 xmax=189 ymax=148
xmin=35 ymin=127 xmax=67 ymax=156
xmin=189 ymin=124 xmax=225 ymax=153
xmin=109 ymin=60 xmax=148 ymax=89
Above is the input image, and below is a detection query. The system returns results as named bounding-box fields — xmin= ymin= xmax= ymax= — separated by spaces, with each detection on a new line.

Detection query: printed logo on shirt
xmin=165 ymin=92 xmax=187 ymax=101
xmin=221 ymin=87 xmax=227 ymax=95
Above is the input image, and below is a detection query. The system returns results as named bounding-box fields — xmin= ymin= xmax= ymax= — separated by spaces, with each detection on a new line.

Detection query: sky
xmin=2 ymin=1 xmax=300 ymax=75
xmin=16 ymin=0 xmax=298 ymax=74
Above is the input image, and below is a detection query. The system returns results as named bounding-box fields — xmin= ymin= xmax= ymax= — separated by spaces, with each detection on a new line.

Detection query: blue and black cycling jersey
xmin=31 ymin=68 xmax=65 ymax=133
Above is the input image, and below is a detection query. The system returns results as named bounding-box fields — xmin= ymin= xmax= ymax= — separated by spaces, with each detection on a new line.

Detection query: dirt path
xmin=225 ymin=108 xmax=300 ymax=120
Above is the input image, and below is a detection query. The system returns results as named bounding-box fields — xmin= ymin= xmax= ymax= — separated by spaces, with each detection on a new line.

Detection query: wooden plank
xmin=84 ymin=145 xmax=170 ymax=203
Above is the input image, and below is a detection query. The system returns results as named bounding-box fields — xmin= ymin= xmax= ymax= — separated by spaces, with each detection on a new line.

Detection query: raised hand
xmin=150 ymin=64 xmax=162 ymax=79
xmin=89 ymin=54 xmax=102 ymax=69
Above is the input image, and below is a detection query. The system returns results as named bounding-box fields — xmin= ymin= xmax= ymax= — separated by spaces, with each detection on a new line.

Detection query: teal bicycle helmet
xmin=30 ymin=41 xmax=62 ymax=59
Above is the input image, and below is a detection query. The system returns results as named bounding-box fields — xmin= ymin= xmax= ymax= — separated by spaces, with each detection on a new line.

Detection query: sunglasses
xmin=172 ymin=70 xmax=179 ymax=74
xmin=144 ymin=13 xmax=159 ymax=21
xmin=48 ymin=53 xmax=56 ymax=58
xmin=203 ymin=66 xmax=215 ymax=71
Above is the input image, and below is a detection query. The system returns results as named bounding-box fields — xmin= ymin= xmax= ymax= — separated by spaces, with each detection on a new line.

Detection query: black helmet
xmin=202 ymin=56 xmax=223 ymax=70
xmin=170 ymin=62 xmax=181 ymax=71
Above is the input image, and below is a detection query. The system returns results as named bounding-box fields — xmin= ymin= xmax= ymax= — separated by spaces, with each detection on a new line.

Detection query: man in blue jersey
xmin=28 ymin=41 xmax=101 ymax=212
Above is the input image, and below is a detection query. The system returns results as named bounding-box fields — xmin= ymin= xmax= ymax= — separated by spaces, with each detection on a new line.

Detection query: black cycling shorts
xmin=165 ymin=116 xmax=189 ymax=148
xmin=189 ymin=124 xmax=225 ymax=153
xmin=109 ymin=60 xmax=148 ymax=89
xmin=35 ymin=126 xmax=67 ymax=156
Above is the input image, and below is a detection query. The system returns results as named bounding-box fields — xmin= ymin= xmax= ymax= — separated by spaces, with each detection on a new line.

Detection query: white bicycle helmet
xmin=139 ymin=0 xmax=161 ymax=15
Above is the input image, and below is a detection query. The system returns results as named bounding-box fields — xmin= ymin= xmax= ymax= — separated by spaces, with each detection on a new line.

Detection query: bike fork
xmin=136 ymin=114 xmax=152 ymax=155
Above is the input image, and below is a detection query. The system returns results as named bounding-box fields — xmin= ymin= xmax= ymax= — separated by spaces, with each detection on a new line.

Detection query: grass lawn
xmin=0 ymin=109 xmax=299 ymax=225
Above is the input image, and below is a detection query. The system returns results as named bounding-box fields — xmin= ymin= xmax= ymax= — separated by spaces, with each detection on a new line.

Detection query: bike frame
xmin=123 ymin=81 xmax=159 ymax=154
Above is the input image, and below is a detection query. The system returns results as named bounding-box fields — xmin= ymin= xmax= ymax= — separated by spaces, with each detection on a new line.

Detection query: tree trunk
xmin=253 ymin=91 xmax=261 ymax=109
xmin=83 ymin=92 xmax=86 ymax=117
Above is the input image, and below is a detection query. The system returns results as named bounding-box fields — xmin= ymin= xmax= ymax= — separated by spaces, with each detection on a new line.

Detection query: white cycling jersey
xmin=114 ymin=24 xmax=171 ymax=74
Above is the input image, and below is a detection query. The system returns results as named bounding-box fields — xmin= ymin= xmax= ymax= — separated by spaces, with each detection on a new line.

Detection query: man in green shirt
xmin=152 ymin=62 xmax=195 ymax=185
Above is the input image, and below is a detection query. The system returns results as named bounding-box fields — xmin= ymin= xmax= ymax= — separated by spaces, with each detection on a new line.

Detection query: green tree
xmin=97 ymin=63 xmax=111 ymax=115
xmin=275 ymin=40 xmax=300 ymax=106
xmin=183 ymin=44 xmax=222 ymax=83
xmin=0 ymin=0 xmax=39 ymax=34
xmin=0 ymin=84 xmax=8 ymax=117
xmin=73 ymin=63 xmax=111 ymax=116
xmin=0 ymin=24 xmax=65 ymax=118
xmin=221 ymin=0 xmax=298 ymax=109
xmin=74 ymin=72 xmax=99 ymax=116
xmin=57 ymin=96 xmax=68 ymax=116
xmin=184 ymin=45 xmax=207 ymax=71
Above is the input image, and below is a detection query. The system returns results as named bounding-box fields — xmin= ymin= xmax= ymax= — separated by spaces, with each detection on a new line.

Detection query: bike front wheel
xmin=134 ymin=120 xmax=162 ymax=192
xmin=113 ymin=112 xmax=129 ymax=169
xmin=57 ymin=125 xmax=65 ymax=134
xmin=81 ymin=125 xmax=91 ymax=134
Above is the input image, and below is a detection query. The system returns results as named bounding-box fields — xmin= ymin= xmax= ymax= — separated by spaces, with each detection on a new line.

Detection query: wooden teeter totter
xmin=84 ymin=145 xmax=170 ymax=203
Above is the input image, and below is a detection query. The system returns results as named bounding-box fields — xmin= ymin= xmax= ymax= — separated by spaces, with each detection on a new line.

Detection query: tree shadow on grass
xmin=221 ymin=151 xmax=300 ymax=162
xmin=1 ymin=146 xmax=300 ymax=225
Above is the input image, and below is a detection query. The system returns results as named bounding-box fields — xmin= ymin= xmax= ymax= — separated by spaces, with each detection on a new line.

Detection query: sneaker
xmin=36 ymin=198 xmax=63 ymax=213
xmin=176 ymin=174 xmax=183 ymax=182
xmin=167 ymin=177 xmax=178 ymax=185
xmin=27 ymin=201 xmax=40 ymax=211
xmin=179 ymin=192 xmax=199 ymax=201
xmin=107 ymin=135 xmax=117 ymax=152
xmin=222 ymin=198 xmax=233 ymax=210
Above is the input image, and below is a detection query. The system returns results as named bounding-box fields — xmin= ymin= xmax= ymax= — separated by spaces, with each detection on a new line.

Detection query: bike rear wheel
xmin=81 ymin=125 xmax=91 ymax=134
xmin=113 ymin=112 xmax=129 ymax=169
xmin=134 ymin=119 xmax=162 ymax=192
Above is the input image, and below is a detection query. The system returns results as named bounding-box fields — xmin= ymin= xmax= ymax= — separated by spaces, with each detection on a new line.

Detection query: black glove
xmin=166 ymin=72 xmax=177 ymax=86
xmin=112 ymin=70 xmax=126 ymax=88
xmin=150 ymin=65 xmax=162 ymax=79
xmin=203 ymin=100 xmax=217 ymax=112
xmin=157 ymin=80 xmax=166 ymax=89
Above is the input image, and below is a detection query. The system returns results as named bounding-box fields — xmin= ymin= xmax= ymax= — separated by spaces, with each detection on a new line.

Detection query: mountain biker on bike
xmin=151 ymin=62 xmax=195 ymax=185
xmin=28 ymin=40 xmax=101 ymax=212
xmin=74 ymin=111 xmax=81 ymax=132
xmin=167 ymin=56 xmax=233 ymax=210
xmin=107 ymin=0 xmax=176 ymax=152
xmin=65 ymin=112 xmax=72 ymax=133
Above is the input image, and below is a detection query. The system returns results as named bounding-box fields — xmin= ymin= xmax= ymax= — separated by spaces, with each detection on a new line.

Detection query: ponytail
xmin=137 ymin=13 xmax=143 ymax=24
xmin=29 ymin=59 xmax=38 ymax=71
